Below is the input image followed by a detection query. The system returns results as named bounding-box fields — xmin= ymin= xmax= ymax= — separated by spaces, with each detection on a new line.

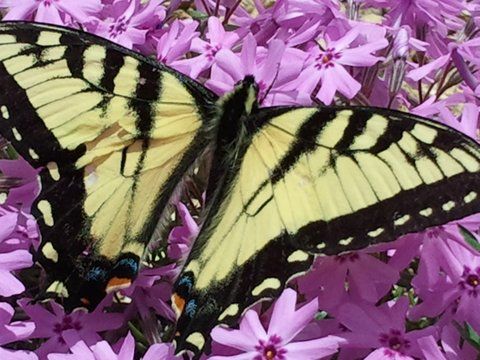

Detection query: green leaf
xmin=459 ymin=225 xmax=480 ymax=252
xmin=454 ymin=321 xmax=480 ymax=352
xmin=187 ymin=9 xmax=209 ymax=20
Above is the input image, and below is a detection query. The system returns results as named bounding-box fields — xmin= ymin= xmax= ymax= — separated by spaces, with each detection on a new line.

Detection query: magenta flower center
xmin=379 ymin=329 xmax=410 ymax=355
xmin=40 ymin=0 xmax=56 ymax=6
xmin=109 ymin=16 xmax=129 ymax=37
xmin=315 ymin=48 xmax=340 ymax=69
xmin=254 ymin=335 xmax=286 ymax=360
xmin=205 ymin=44 xmax=221 ymax=61
xmin=459 ymin=266 xmax=480 ymax=296
xmin=335 ymin=253 xmax=359 ymax=263
xmin=53 ymin=315 xmax=83 ymax=344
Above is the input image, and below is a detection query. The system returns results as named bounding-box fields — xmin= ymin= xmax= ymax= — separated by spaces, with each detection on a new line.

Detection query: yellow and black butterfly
xmin=0 ymin=21 xmax=479 ymax=357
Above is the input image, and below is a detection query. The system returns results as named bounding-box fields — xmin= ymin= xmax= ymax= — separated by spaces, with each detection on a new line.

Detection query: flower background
xmin=0 ymin=0 xmax=479 ymax=359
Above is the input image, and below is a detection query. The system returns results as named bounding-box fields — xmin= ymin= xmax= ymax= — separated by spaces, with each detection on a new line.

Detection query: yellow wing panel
xmin=0 ymin=23 xmax=216 ymax=304
xmin=187 ymin=107 xmax=480 ymax=290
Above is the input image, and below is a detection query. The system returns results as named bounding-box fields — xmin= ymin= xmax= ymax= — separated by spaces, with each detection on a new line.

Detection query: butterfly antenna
xmin=259 ymin=63 xmax=281 ymax=105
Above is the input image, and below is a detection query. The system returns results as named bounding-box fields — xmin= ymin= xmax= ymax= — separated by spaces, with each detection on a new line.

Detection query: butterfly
xmin=0 ymin=21 xmax=479 ymax=358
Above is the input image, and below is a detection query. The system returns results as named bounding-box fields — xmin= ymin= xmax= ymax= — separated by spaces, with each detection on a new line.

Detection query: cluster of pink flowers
xmin=0 ymin=0 xmax=480 ymax=359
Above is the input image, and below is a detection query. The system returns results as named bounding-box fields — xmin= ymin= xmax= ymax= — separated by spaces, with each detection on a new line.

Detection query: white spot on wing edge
xmin=42 ymin=242 xmax=58 ymax=263
xmin=339 ymin=237 xmax=353 ymax=246
xmin=287 ymin=250 xmax=309 ymax=263
xmin=0 ymin=193 xmax=6 ymax=204
xmin=419 ymin=207 xmax=433 ymax=217
xmin=37 ymin=200 xmax=54 ymax=226
xmin=1 ymin=105 xmax=9 ymax=119
xmin=218 ymin=303 xmax=239 ymax=321
xmin=12 ymin=128 xmax=22 ymax=141
xmin=186 ymin=332 xmax=205 ymax=351
xmin=367 ymin=227 xmax=384 ymax=238
xmin=46 ymin=280 xmax=69 ymax=298
xmin=29 ymin=148 xmax=39 ymax=160
xmin=464 ymin=191 xmax=477 ymax=204
xmin=442 ymin=200 xmax=455 ymax=212
xmin=47 ymin=162 xmax=60 ymax=181
xmin=394 ymin=214 xmax=410 ymax=226
xmin=251 ymin=278 xmax=281 ymax=297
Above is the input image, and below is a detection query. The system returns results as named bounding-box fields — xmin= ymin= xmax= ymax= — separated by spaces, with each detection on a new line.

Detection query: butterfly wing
xmin=0 ymin=22 xmax=217 ymax=307
xmin=174 ymin=105 xmax=480 ymax=355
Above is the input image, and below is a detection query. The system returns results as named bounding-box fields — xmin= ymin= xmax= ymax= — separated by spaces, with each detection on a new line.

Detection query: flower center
xmin=255 ymin=335 xmax=286 ymax=360
xmin=109 ymin=16 xmax=128 ymax=37
xmin=335 ymin=253 xmax=359 ymax=263
xmin=467 ymin=274 xmax=479 ymax=287
xmin=459 ymin=267 xmax=480 ymax=296
xmin=315 ymin=48 xmax=340 ymax=69
xmin=53 ymin=315 xmax=83 ymax=335
xmin=41 ymin=0 xmax=55 ymax=6
xmin=379 ymin=329 xmax=410 ymax=355
xmin=264 ymin=345 xmax=277 ymax=359
xmin=205 ymin=44 xmax=221 ymax=61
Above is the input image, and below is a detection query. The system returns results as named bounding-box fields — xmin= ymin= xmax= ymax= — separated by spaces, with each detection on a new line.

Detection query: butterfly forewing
xmin=174 ymin=103 xmax=480 ymax=355
xmin=0 ymin=22 xmax=217 ymax=306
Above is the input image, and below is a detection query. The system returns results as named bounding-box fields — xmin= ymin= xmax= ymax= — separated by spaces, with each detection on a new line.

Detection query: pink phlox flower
xmin=410 ymin=224 xmax=480 ymax=329
xmin=417 ymin=324 xmax=478 ymax=360
xmin=19 ymin=299 xmax=123 ymax=358
xmin=85 ymin=0 xmax=165 ymax=49
xmin=210 ymin=288 xmax=341 ymax=359
xmin=121 ymin=265 xmax=176 ymax=322
xmin=407 ymin=36 xmax=480 ymax=86
xmin=0 ymin=192 xmax=38 ymax=296
xmin=154 ymin=20 xmax=199 ymax=74
xmin=178 ymin=17 xmax=240 ymax=79
xmin=167 ymin=203 xmax=199 ymax=262
xmin=336 ymin=297 xmax=437 ymax=360
xmin=0 ymin=158 xmax=40 ymax=211
xmin=0 ymin=301 xmax=35 ymax=344
xmin=283 ymin=25 xmax=388 ymax=105
xmin=243 ymin=0 xmax=339 ymax=46
xmin=0 ymin=0 xmax=102 ymax=25
xmin=411 ymin=93 xmax=479 ymax=139
xmin=296 ymin=253 xmax=398 ymax=313
xmin=143 ymin=341 xmax=180 ymax=360
xmin=370 ymin=0 xmax=465 ymax=36
xmin=207 ymin=34 xmax=306 ymax=106
xmin=47 ymin=330 xmax=138 ymax=360
xmin=0 ymin=302 xmax=37 ymax=359
xmin=439 ymin=324 xmax=478 ymax=359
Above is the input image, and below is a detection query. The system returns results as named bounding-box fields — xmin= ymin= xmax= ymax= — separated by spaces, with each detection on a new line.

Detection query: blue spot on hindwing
xmin=115 ymin=258 xmax=138 ymax=272
xmin=185 ymin=299 xmax=197 ymax=318
xmin=178 ymin=276 xmax=193 ymax=291
xmin=85 ymin=266 xmax=108 ymax=282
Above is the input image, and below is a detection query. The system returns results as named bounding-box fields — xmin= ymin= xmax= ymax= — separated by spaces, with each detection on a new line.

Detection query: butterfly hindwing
xmin=174 ymin=83 xmax=480 ymax=355
xmin=0 ymin=22 xmax=217 ymax=306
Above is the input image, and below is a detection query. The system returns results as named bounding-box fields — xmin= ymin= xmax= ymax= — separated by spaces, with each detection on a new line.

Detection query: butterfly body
xmin=0 ymin=21 xmax=479 ymax=359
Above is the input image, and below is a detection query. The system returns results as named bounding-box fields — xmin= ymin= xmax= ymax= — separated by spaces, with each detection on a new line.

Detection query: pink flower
xmin=210 ymin=288 xmax=340 ymax=359
xmin=336 ymin=297 xmax=436 ymax=359
xmin=0 ymin=0 xmax=102 ymax=25
xmin=207 ymin=34 xmax=306 ymax=105
xmin=155 ymin=20 xmax=199 ymax=72
xmin=297 ymin=253 xmax=399 ymax=312
xmin=121 ymin=265 xmax=176 ymax=322
xmin=284 ymin=25 xmax=388 ymax=104
xmin=410 ymin=223 xmax=480 ymax=329
xmin=167 ymin=203 xmax=199 ymax=262
xmin=180 ymin=17 xmax=240 ymax=78
xmin=47 ymin=330 xmax=133 ymax=360
xmin=19 ymin=300 xmax=123 ymax=358
xmin=86 ymin=0 xmax=165 ymax=49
